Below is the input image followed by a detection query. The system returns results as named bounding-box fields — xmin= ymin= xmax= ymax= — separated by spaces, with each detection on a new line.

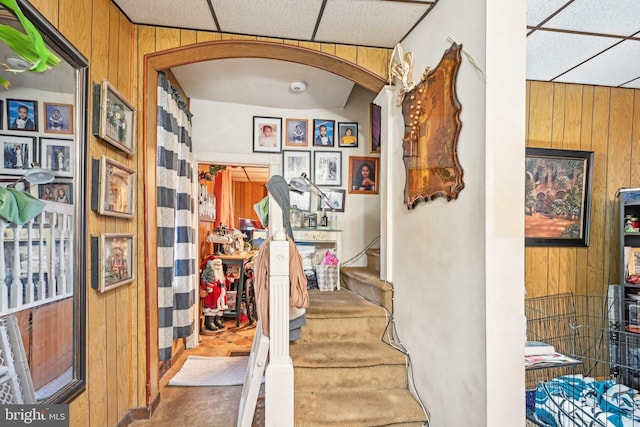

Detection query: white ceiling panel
xmin=542 ymin=0 xmax=640 ymax=36
xmin=555 ymin=39 xmax=640 ymax=87
xmin=316 ymin=0 xmax=430 ymax=48
xmin=211 ymin=0 xmax=322 ymax=42
xmin=527 ymin=31 xmax=615 ymax=81
xmin=172 ymin=58 xmax=354 ymax=109
xmin=527 ymin=0 xmax=571 ymax=27
xmin=112 ymin=0 xmax=216 ymax=31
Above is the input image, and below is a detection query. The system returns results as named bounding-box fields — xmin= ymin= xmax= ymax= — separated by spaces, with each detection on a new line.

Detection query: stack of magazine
xmin=524 ymin=341 xmax=581 ymax=369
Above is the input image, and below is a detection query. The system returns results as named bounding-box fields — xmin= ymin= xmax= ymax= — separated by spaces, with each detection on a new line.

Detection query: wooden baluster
xmin=48 ymin=213 xmax=57 ymax=299
xmin=24 ymin=219 xmax=34 ymax=304
xmin=58 ymin=212 xmax=68 ymax=296
xmin=0 ymin=221 xmax=8 ymax=312
xmin=37 ymin=212 xmax=46 ymax=301
xmin=10 ymin=224 xmax=23 ymax=309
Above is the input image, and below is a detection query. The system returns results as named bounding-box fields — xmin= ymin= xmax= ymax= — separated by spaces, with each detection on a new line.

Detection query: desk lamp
xmin=8 ymin=165 xmax=55 ymax=188
xmin=289 ymin=172 xmax=334 ymax=227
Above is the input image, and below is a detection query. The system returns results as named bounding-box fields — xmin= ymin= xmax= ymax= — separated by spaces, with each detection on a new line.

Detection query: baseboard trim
xmin=116 ymin=392 xmax=161 ymax=426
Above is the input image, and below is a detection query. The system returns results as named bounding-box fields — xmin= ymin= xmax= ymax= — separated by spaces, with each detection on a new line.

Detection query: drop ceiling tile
xmin=527 ymin=31 xmax=616 ymax=81
xmin=556 ymin=39 xmax=640 ymax=87
xmin=113 ymin=0 xmax=216 ymax=31
xmin=315 ymin=0 xmax=430 ymax=48
xmin=621 ymin=79 xmax=640 ymax=89
xmin=211 ymin=0 xmax=322 ymax=41
xmin=542 ymin=0 xmax=640 ymax=36
xmin=527 ymin=0 xmax=572 ymax=27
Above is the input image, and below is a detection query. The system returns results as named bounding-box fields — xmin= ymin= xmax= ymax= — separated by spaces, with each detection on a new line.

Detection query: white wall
xmin=190 ymin=86 xmax=380 ymax=266
xmin=385 ymin=0 xmax=525 ymax=425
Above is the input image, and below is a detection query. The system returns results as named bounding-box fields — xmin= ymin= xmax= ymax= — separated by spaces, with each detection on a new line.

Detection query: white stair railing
xmin=238 ymin=191 xmax=293 ymax=427
xmin=0 ymin=201 xmax=74 ymax=316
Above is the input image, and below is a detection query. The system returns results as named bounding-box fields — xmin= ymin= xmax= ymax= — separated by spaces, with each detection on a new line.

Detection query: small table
xmin=219 ymin=252 xmax=254 ymax=327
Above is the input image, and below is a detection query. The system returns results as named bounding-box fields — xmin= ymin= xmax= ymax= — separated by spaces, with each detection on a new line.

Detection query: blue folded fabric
xmin=0 ymin=187 xmax=46 ymax=225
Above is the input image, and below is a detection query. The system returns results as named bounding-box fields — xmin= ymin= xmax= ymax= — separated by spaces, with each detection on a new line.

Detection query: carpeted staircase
xmin=290 ymin=249 xmax=427 ymax=426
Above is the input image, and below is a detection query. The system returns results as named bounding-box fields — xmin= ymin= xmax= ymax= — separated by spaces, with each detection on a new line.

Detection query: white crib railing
xmin=0 ymin=201 xmax=74 ymax=315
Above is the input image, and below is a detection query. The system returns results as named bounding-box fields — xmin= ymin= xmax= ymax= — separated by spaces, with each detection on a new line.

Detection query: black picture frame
xmin=312 ymin=119 xmax=335 ymax=147
xmin=525 ymin=147 xmax=594 ymax=247
xmin=338 ymin=122 xmax=358 ymax=148
xmin=317 ymin=189 xmax=346 ymax=212
xmin=6 ymin=98 xmax=38 ymax=132
xmin=253 ymin=116 xmax=282 ymax=153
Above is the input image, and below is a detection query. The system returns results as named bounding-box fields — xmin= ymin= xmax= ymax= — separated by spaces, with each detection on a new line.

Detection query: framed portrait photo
xmin=93 ymin=80 xmax=136 ymax=156
xmin=349 ymin=156 xmax=379 ymax=194
xmin=525 ymin=147 xmax=594 ymax=247
xmin=0 ymin=134 xmax=35 ymax=175
xmin=312 ymin=119 xmax=335 ymax=147
xmin=285 ymin=118 xmax=308 ymax=147
xmin=317 ymin=189 xmax=346 ymax=212
xmin=370 ymin=103 xmax=381 ymax=153
xmin=44 ymin=102 xmax=73 ymax=134
xmin=94 ymin=155 xmax=136 ymax=218
xmin=282 ymin=150 xmax=311 ymax=183
xmin=7 ymin=99 xmax=38 ymax=132
xmin=338 ymin=122 xmax=358 ymax=147
xmin=38 ymin=181 xmax=73 ymax=204
xmin=40 ymin=137 xmax=73 ymax=177
xmin=253 ymin=116 xmax=282 ymax=153
xmin=314 ymin=151 xmax=341 ymax=186
xmin=92 ymin=233 xmax=135 ymax=292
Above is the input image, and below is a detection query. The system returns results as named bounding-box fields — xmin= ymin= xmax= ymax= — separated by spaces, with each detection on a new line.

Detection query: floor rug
xmin=169 ymin=355 xmax=257 ymax=387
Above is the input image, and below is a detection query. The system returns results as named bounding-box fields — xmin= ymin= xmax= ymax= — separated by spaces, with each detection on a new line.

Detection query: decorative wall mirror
xmin=0 ymin=1 xmax=88 ymax=403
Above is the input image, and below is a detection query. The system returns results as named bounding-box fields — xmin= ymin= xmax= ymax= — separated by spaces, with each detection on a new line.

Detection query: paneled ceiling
xmin=110 ymin=0 xmax=640 ymax=110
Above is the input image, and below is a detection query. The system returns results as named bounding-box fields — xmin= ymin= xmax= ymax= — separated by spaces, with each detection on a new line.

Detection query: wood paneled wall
xmin=25 ymin=1 xmax=391 ymax=425
xmin=525 ymin=81 xmax=640 ymax=299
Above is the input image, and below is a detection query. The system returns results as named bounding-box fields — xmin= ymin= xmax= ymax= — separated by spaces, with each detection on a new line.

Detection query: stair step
xmin=291 ymin=341 xmax=409 ymax=391
xmin=300 ymin=289 xmax=388 ymax=342
xmin=366 ymin=248 xmax=380 ymax=273
xmin=340 ymin=267 xmax=393 ymax=312
xmin=294 ymin=389 xmax=426 ymax=427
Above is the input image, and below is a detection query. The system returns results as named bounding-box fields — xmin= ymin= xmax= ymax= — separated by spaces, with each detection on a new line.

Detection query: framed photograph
xmin=285 ymin=118 xmax=308 ymax=147
xmin=338 ymin=122 xmax=358 ymax=147
xmin=349 ymin=156 xmax=379 ymax=194
xmin=96 ymin=155 xmax=136 ymax=218
xmin=93 ymin=233 xmax=135 ymax=292
xmin=317 ymin=189 xmax=346 ymax=212
xmin=0 ymin=178 xmax=28 ymax=191
xmin=0 ymin=134 xmax=35 ymax=175
xmin=312 ymin=119 xmax=335 ymax=147
xmin=253 ymin=116 xmax=282 ymax=153
xmin=44 ymin=102 xmax=73 ymax=134
xmin=314 ymin=151 xmax=341 ymax=186
xmin=525 ymin=147 xmax=594 ymax=247
xmin=370 ymin=103 xmax=381 ymax=153
xmin=6 ymin=99 xmax=38 ymax=132
xmin=38 ymin=181 xmax=73 ymax=204
xmin=282 ymin=150 xmax=311 ymax=183
xmin=40 ymin=137 xmax=73 ymax=177
xmin=93 ymin=80 xmax=136 ymax=156
xmin=290 ymin=190 xmax=311 ymax=212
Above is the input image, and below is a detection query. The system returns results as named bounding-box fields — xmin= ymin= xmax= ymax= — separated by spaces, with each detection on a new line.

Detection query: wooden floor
xmin=132 ymin=317 xmax=264 ymax=427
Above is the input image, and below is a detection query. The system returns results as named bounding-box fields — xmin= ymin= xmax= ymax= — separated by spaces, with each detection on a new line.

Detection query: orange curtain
xmin=215 ymin=169 xmax=234 ymax=228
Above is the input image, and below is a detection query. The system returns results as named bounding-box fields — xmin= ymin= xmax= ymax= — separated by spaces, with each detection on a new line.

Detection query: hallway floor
xmin=131 ymin=318 xmax=264 ymax=427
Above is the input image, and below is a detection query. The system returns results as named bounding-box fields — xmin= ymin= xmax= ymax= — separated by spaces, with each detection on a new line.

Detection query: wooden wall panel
xmin=23 ymin=1 xmax=391 ymax=422
xmin=526 ymin=82 xmax=640 ymax=302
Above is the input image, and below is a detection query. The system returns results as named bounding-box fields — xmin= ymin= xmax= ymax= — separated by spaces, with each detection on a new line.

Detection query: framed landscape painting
xmin=524 ymin=147 xmax=594 ymax=247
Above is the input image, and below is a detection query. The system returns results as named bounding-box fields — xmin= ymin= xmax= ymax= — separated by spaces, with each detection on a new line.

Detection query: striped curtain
xmin=156 ymin=71 xmax=196 ymax=361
